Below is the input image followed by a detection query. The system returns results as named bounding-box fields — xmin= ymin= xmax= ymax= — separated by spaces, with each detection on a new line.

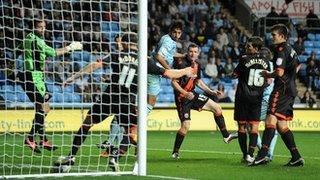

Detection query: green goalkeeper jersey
xmin=20 ymin=32 xmax=56 ymax=71
xmin=18 ymin=32 xmax=56 ymax=96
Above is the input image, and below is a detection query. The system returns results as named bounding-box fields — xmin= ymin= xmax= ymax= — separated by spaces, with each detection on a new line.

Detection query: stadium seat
xmin=313 ymin=41 xmax=320 ymax=48
xmin=303 ymin=41 xmax=313 ymax=48
xmin=304 ymin=48 xmax=313 ymax=55
xmin=64 ymin=85 xmax=74 ymax=93
xmin=53 ymin=93 xmax=63 ymax=103
xmin=206 ymin=39 xmax=214 ymax=46
xmin=316 ymin=34 xmax=320 ymax=41
xmin=201 ymin=46 xmax=210 ymax=53
xmin=307 ymin=33 xmax=316 ymax=41
xmin=5 ymin=85 xmax=14 ymax=91
xmin=298 ymin=55 xmax=308 ymax=63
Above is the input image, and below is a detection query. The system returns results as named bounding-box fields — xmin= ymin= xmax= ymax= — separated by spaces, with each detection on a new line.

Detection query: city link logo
xmin=288 ymin=119 xmax=320 ymax=129
xmin=0 ymin=119 xmax=65 ymax=131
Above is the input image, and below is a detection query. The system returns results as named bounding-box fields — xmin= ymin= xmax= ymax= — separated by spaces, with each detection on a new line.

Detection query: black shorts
xmin=18 ymin=71 xmax=50 ymax=104
xmin=234 ymin=96 xmax=262 ymax=122
xmin=267 ymin=90 xmax=294 ymax=121
xmin=88 ymin=87 xmax=137 ymax=125
xmin=175 ymin=93 xmax=209 ymax=122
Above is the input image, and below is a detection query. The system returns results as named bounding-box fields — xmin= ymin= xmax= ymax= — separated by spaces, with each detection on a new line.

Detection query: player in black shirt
xmin=53 ymin=33 xmax=195 ymax=172
xmin=171 ymin=43 xmax=238 ymax=159
xmin=251 ymin=24 xmax=304 ymax=166
xmin=233 ymin=37 xmax=272 ymax=163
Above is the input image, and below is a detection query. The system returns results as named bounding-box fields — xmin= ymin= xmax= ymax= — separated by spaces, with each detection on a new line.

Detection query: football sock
xmin=268 ymin=130 xmax=278 ymax=158
xmin=248 ymin=132 xmax=258 ymax=157
xmin=258 ymin=126 xmax=275 ymax=158
xmin=214 ymin=115 xmax=229 ymax=138
xmin=238 ymin=131 xmax=247 ymax=159
xmin=28 ymin=109 xmax=45 ymax=141
xmin=280 ymin=129 xmax=301 ymax=160
xmin=147 ymin=104 xmax=153 ymax=115
xmin=70 ymin=124 xmax=91 ymax=156
xmin=109 ymin=116 xmax=122 ymax=145
xmin=173 ymin=131 xmax=185 ymax=153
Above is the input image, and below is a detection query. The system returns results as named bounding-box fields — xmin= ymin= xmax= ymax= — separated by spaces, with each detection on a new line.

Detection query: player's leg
xmin=277 ymin=120 xmax=304 ymax=166
xmin=172 ymin=120 xmax=190 ymax=159
xmin=237 ymin=121 xmax=247 ymax=162
xmin=247 ymin=122 xmax=259 ymax=163
xmin=202 ymin=97 xmax=237 ymax=143
xmin=147 ymin=74 xmax=161 ymax=114
xmin=23 ymin=74 xmax=48 ymax=153
xmin=97 ymin=116 xmax=122 ymax=148
xmin=250 ymin=114 xmax=277 ymax=165
xmin=267 ymin=130 xmax=278 ymax=160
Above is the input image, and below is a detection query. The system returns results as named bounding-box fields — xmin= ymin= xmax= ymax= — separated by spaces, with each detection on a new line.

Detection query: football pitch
xmin=1 ymin=131 xmax=319 ymax=179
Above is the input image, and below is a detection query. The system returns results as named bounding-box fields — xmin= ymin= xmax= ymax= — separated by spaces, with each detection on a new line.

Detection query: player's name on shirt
xmin=244 ymin=58 xmax=268 ymax=69
xmin=119 ymin=54 xmax=138 ymax=64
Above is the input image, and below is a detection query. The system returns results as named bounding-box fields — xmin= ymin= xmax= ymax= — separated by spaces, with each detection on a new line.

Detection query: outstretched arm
xmin=196 ymin=79 xmax=221 ymax=96
xmin=64 ymin=59 xmax=103 ymax=86
xmin=163 ymin=67 xmax=196 ymax=79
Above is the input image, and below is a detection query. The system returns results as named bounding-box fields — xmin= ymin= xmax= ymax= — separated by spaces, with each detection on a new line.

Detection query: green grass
xmin=1 ymin=131 xmax=320 ymax=179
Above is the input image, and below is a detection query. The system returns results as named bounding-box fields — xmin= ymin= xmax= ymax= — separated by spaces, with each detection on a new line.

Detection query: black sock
xmin=29 ymin=109 xmax=45 ymax=141
xmin=258 ymin=127 xmax=275 ymax=158
xmin=214 ymin=115 xmax=229 ymax=138
xmin=248 ymin=133 xmax=258 ymax=157
xmin=238 ymin=131 xmax=247 ymax=159
xmin=173 ymin=131 xmax=185 ymax=153
xmin=280 ymin=129 xmax=301 ymax=160
xmin=70 ymin=125 xmax=91 ymax=156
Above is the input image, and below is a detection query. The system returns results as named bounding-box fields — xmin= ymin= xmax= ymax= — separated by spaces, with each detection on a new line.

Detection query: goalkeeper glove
xmin=67 ymin=41 xmax=83 ymax=51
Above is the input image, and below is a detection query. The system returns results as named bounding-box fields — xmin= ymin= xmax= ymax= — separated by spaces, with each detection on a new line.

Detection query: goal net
xmin=0 ymin=0 xmax=147 ymax=178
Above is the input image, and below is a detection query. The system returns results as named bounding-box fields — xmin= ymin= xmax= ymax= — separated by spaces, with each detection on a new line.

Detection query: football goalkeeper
xmin=16 ymin=19 xmax=83 ymax=153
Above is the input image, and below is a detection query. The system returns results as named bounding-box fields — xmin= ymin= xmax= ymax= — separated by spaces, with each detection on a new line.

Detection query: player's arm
xmin=155 ymin=54 xmax=171 ymax=69
xmin=163 ymin=67 xmax=196 ymax=79
xmin=174 ymin=52 xmax=186 ymax=58
xmin=171 ymin=79 xmax=194 ymax=100
xmin=55 ymin=42 xmax=83 ymax=56
xmin=64 ymin=59 xmax=103 ymax=85
xmin=195 ymin=79 xmax=221 ymax=96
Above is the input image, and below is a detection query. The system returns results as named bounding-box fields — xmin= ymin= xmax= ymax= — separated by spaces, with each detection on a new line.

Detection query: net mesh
xmin=0 ymin=0 xmax=138 ymax=177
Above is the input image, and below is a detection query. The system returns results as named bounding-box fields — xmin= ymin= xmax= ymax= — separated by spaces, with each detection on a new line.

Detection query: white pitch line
xmin=148 ymin=148 xmax=320 ymax=160
xmin=147 ymin=174 xmax=196 ymax=180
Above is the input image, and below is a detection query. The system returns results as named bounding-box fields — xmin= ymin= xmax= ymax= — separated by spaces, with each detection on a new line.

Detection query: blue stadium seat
xmin=202 ymin=77 xmax=212 ymax=85
xmin=5 ymin=92 xmax=17 ymax=102
xmin=64 ymin=85 xmax=74 ymax=93
xmin=17 ymin=92 xmax=30 ymax=102
xmin=314 ymin=41 xmax=320 ymax=48
xmin=207 ymin=39 xmax=214 ymax=46
xmin=5 ymin=85 xmax=14 ymax=92
xmin=303 ymin=41 xmax=313 ymax=48
xmin=298 ymin=55 xmax=308 ymax=63
xmin=307 ymin=33 xmax=316 ymax=41
xmin=53 ymin=93 xmax=63 ymax=103
xmin=63 ymin=93 xmax=74 ymax=102
xmin=316 ymin=34 xmax=320 ymax=41
xmin=73 ymin=94 xmax=81 ymax=103
xmin=201 ymin=46 xmax=210 ymax=53
xmin=304 ymin=48 xmax=313 ymax=55
xmin=14 ymin=85 xmax=24 ymax=92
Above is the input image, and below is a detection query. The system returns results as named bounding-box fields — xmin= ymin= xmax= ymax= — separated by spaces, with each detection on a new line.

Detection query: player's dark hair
xmin=188 ymin=43 xmax=199 ymax=50
xmin=260 ymin=47 xmax=273 ymax=60
xmin=247 ymin=36 xmax=264 ymax=50
xmin=121 ymin=33 xmax=138 ymax=43
xmin=169 ymin=21 xmax=183 ymax=32
xmin=271 ymin=24 xmax=289 ymax=39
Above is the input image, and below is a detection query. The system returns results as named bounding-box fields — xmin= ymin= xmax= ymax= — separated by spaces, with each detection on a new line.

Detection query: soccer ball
xmin=51 ymin=156 xmax=72 ymax=173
